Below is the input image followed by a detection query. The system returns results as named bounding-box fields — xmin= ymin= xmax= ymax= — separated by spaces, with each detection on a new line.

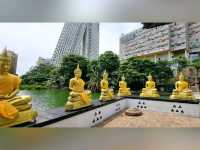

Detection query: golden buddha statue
xmin=0 ymin=47 xmax=37 ymax=127
xmin=65 ymin=64 xmax=92 ymax=110
xmin=99 ymin=70 xmax=114 ymax=101
xmin=140 ymin=74 xmax=160 ymax=98
xmin=170 ymin=72 xmax=195 ymax=100
xmin=117 ymin=74 xmax=131 ymax=96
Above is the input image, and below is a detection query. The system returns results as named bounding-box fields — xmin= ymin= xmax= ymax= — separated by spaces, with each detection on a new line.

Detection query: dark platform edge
xmin=14 ymin=97 xmax=123 ymax=127
xmin=124 ymin=96 xmax=200 ymax=104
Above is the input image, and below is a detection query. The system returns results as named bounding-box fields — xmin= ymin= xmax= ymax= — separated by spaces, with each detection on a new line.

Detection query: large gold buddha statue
xmin=170 ymin=72 xmax=195 ymax=100
xmin=65 ymin=64 xmax=92 ymax=110
xmin=99 ymin=70 xmax=114 ymax=101
xmin=0 ymin=47 xmax=37 ymax=127
xmin=117 ymin=74 xmax=131 ymax=96
xmin=140 ymin=74 xmax=160 ymax=98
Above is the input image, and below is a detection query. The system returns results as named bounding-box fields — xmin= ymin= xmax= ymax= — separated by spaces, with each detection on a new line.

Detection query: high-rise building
xmin=52 ymin=23 xmax=99 ymax=66
xmin=36 ymin=57 xmax=52 ymax=66
xmin=120 ymin=23 xmax=200 ymax=62
xmin=7 ymin=50 xmax=18 ymax=74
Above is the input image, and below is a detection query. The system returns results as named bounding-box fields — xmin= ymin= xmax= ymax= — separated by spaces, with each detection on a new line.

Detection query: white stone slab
xmin=45 ymin=100 xmax=127 ymax=128
xmin=127 ymin=98 xmax=200 ymax=117
xmin=45 ymin=98 xmax=200 ymax=127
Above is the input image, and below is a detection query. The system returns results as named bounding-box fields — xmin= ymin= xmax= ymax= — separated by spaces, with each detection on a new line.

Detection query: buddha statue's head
xmin=179 ymin=72 xmax=184 ymax=81
xmin=121 ymin=74 xmax=125 ymax=81
xmin=103 ymin=70 xmax=108 ymax=80
xmin=74 ymin=64 xmax=82 ymax=78
xmin=147 ymin=73 xmax=153 ymax=81
xmin=0 ymin=47 xmax=11 ymax=74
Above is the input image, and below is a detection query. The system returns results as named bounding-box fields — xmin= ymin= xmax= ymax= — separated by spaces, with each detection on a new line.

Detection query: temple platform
xmin=12 ymin=96 xmax=200 ymax=128
xmin=97 ymin=110 xmax=200 ymax=127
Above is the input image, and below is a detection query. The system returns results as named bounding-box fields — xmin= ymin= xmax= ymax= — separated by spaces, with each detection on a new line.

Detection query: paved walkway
xmin=193 ymin=92 xmax=200 ymax=99
xmin=98 ymin=110 xmax=200 ymax=128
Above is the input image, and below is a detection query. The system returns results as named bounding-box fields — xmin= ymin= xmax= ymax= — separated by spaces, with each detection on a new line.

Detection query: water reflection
xmin=19 ymin=89 xmax=68 ymax=111
xmin=19 ymin=90 xmax=100 ymax=112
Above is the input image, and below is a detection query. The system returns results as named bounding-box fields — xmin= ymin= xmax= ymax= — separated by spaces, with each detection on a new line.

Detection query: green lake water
xmin=19 ymin=90 xmax=100 ymax=112
xmin=19 ymin=90 xmax=171 ymax=112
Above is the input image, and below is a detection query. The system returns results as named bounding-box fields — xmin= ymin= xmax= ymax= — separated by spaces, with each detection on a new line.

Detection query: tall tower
xmin=7 ymin=50 xmax=18 ymax=74
xmin=52 ymin=23 xmax=99 ymax=66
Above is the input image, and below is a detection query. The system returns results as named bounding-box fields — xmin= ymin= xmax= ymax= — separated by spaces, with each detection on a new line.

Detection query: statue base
xmin=99 ymin=89 xmax=114 ymax=101
xmin=65 ymin=100 xmax=92 ymax=111
xmin=0 ymin=109 xmax=37 ymax=127
xmin=117 ymin=91 xmax=131 ymax=97
xmin=140 ymin=88 xmax=160 ymax=98
xmin=170 ymin=90 xmax=195 ymax=101
xmin=99 ymin=96 xmax=114 ymax=101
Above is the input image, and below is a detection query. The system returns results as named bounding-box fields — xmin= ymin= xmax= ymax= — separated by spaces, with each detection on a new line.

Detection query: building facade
xmin=120 ymin=23 xmax=200 ymax=62
xmin=52 ymin=23 xmax=99 ymax=66
xmin=36 ymin=57 xmax=52 ymax=66
xmin=7 ymin=50 xmax=18 ymax=74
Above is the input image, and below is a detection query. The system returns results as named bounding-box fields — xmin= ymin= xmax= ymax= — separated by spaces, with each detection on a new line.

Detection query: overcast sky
xmin=0 ymin=23 xmax=142 ymax=75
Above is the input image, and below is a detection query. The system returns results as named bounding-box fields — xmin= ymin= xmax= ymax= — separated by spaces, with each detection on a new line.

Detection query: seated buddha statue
xmin=99 ymin=70 xmax=114 ymax=101
xmin=140 ymin=74 xmax=160 ymax=98
xmin=170 ymin=72 xmax=195 ymax=100
xmin=117 ymin=74 xmax=131 ymax=96
xmin=65 ymin=64 xmax=92 ymax=110
xmin=0 ymin=47 xmax=37 ymax=127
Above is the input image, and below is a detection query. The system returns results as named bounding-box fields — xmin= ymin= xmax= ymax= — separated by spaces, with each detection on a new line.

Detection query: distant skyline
xmin=0 ymin=23 xmax=142 ymax=75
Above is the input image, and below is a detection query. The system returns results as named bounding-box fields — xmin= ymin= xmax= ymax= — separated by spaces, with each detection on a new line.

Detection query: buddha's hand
xmin=0 ymin=95 xmax=6 ymax=99
xmin=4 ymin=89 xmax=19 ymax=99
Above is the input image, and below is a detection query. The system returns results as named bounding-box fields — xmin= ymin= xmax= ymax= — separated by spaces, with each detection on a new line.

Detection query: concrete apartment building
xmin=7 ymin=50 xmax=18 ymax=74
xmin=120 ymin=23 xmax=200 ymax=62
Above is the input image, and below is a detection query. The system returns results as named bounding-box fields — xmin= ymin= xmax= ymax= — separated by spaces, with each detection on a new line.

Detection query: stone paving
xmin=97 ymin=110 xmax=200 ymax=128
xmin=193 ymin=92 xmax=200 ymax=99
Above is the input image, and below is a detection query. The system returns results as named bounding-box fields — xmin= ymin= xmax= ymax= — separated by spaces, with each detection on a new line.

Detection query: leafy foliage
xmin=172 ymin=56 xmax=189 ymax=72
xmin=59 ymin=54 xmax=89 ymax=86
xmin=22 ymin=51 xmax=175 ymax=93
xmin=99 ymin=51 xmax=120 ymax=90
xmin=119 ymin=58 xmax=174 ymax=92
xmin=99 ymin=51 xmax=120 ymax=73
xmin=191 ymin=57 xmax=200 ymax=87
xmin=191 ymin=58 xmax=200 ymax=71
xmin=21 ymin=63 xmax=55 ymax=87
xmin=87 ymin=60 xmax=101 ymax=92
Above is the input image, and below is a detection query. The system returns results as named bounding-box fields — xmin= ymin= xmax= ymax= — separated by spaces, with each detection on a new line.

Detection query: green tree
xmin=191 ymin=58 xmax=200 ymax=88
xmin=99 ymin=51 xmax=120 ymax=73
xmin=99 ymin=51 xmax=120 ymax=90
xmin=119 ymin=58 xmax=149 ymax=91
xmin=21 ymin=63 xmax=55 ymax=87
xmin=119 ymin=57 xmax=174 ymax=92
xmin=172 ymin=56 xmax=189 ymax=72
xmin=87 ymin=60 xmax=101 ymax=92
xmin=59 ymin=55 xmax=89 ymax=86
xmin=154 ymin=60 xmax=174 ymax=91
xmin=47 ymin=68 xmax=65 ymax=88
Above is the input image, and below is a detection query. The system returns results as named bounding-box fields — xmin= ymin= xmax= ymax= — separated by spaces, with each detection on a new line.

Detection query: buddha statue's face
xmin=0 ymin=58 xmax=10 ymax=74
xmin=75 ymin=71 xmax=82 ymax=78
xmin=103 ymin=73 xmax=108 ymax=80
xmin=179 ymin=74 xmax=184 ymax=81
xmin=148 ymin=75 xmax=153 ymax=81
xmin=122 ymin=76 xmax=125 ymax=81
